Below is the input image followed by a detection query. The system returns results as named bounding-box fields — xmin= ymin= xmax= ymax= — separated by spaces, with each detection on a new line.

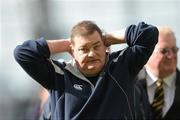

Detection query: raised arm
xmin=47 ymin=39 xmax=71 ymax=54
xmin=13 ymin=38 xmax=70 ymax=89
xmin=104 ymin=28 xmax=126 ymax=46
xmin=126 ymin=22 xmax=158 ymax=75
xmin=108 ymin=22 xmax=159 ymax=76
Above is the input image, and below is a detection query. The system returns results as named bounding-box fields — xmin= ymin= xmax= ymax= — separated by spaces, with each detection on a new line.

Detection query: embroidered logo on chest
xmin=73 ymin=84 xmax=83 ymax=91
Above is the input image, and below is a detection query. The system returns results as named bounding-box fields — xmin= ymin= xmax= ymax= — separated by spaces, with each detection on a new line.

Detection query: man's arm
xmin=13 ymin=38 xmax=68 ymax=89
xmin=127 ymin=22 xmax=158 ymax=75
xmin=47 ymin=39 xmax=71 ymax=54
xmin=107 ymin=22 xmax=158 ymax=76
xmin=104 ymin=28 xmax=126 ymax=46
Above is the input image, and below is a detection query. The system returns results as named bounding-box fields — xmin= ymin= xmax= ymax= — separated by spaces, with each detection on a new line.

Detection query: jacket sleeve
xmin=124 ymin=22 xmax=158 ymax=76
xmin=13 ymin=37 xmax=58 ymax=89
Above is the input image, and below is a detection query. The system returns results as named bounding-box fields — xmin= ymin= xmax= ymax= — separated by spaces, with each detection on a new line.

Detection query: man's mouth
xmin=87 ymin=59 xmax=99 ymax=63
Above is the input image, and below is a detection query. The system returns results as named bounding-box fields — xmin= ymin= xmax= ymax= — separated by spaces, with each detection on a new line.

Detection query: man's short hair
xmin=70 ymin=20 xmax=103 ymax=44
xmin=158 ymin=26 xmax=176 ymax=41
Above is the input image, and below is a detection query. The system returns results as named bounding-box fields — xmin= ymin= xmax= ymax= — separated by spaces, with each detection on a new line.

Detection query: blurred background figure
xmin=1 ymin=0 xmax=180 ymax=120
xmin=25 ymin=87 xmax=50 ymax=120
xmin=136 ymin=26 xmax=180 ymax=119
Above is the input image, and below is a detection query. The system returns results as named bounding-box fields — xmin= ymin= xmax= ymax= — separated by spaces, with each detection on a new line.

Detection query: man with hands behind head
xmin=14 ymin=20 xmax=158 ymax=120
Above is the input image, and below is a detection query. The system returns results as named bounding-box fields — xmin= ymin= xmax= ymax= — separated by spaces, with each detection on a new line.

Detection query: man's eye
xmin=160 ymin=49 xmax=168 ymax=54
xmin=79 ymin=48 xmax=88 ymax=52
xmin=94 ymin=45 xmax=101 ymax=49
xmin=172 ymin=47 xmax=179 ymax=53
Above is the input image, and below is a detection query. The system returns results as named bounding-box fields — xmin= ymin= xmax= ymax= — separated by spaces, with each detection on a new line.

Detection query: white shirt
xmin=146 ymin=69 xmax=176 ymax=117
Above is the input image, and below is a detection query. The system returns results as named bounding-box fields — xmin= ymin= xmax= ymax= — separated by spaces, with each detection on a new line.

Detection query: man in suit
xmin=136 ymin=26 xmax=180 ymax=119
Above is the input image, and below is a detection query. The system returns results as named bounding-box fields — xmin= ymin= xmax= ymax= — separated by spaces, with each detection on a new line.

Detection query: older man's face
xmin=71 ymin=31 xmax=107 ymax=77
xmin=147 ymin=32 xmax=178 ymax=78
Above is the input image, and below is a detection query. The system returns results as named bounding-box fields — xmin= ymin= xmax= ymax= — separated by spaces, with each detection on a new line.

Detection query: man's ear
xmin=102 ymin=33 xmax=107 ymax=46
xmin=70 ymin=44 xmax=74 ymax=57
xmin=106 ymin=46 xmax=111 ymax=53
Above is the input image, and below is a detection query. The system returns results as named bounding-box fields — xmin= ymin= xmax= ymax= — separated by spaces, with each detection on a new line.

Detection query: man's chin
xmin=84 ymin=69 xmax=101 ymax=77
xmin=84 ymin=72 xmax=99 ymax=77
xmin=87 ymin=66 xmax=96 ymax=69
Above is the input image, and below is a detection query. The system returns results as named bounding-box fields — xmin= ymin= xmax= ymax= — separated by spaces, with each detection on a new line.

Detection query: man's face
xmin=71 ymin=31 xmax=107 ymax=77
xmin=147 ymin=33 xmax=178 ymax=78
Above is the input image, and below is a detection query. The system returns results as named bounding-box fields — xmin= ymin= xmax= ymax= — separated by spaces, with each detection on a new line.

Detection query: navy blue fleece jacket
xmin=14 ymin=22 xmax=158 ymax=120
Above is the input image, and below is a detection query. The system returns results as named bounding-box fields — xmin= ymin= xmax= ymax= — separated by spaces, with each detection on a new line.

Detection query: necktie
xmin=151 ymin=79 xmax=164 ymax=119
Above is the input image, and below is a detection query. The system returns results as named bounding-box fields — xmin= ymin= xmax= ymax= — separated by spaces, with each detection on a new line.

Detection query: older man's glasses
xmin=154 ymin=47 xmax=179 ymax=55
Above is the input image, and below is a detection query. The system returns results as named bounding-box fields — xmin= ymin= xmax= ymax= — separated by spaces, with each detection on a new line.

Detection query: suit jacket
xmin=136 ymin=68 xmax=180 ymax=120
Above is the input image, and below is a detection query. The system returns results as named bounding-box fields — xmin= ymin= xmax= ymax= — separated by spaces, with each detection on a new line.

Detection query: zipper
xmin=107 ymin=65 xmax=134 ymax=120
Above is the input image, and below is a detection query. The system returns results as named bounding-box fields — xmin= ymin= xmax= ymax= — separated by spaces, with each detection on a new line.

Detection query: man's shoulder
xmin=176 ymin=68 xmax=180 ymax=86
xmin=109 ymin=48 xmax=128 ymax=59
xmin=176 ymin=68 xmax=180 ymax=74
xmin=137 ymin=68 xmax=147 ymax=79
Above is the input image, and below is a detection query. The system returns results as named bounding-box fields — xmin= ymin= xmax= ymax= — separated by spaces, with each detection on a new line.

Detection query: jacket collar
xmin=64 ymin=54 xmax=110 ymax=83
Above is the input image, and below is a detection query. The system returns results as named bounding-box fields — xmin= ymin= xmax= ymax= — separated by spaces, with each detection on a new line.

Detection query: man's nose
xmin=166 ymin=50 xmax=176 ymax=58
xmin=88 ymin=49 xmax=95 ymax=57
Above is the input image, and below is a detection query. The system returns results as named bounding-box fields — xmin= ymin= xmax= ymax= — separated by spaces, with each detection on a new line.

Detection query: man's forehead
xmin=73 ymin=33 xmax=102 ymax=46
xmin=159 ymin=32 xmax=176 ymax=41
xmin=156 ymin=41 xmax=176 ymax=49
xmin=159 ymin=34 xmax=176 ymax=43
xmin=76 ymin=40 xmax=101 ymax=48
